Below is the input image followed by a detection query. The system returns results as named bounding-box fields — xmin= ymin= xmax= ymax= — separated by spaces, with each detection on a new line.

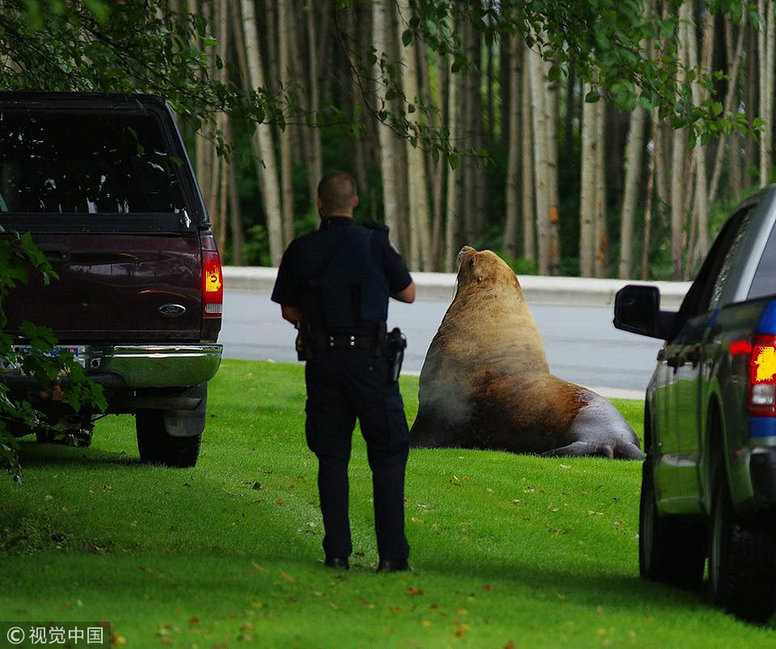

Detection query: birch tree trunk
xmin=461 ymin=19 xmax=479 ymax=245
xmin=545 ymin=53 xmax=561 ymax=275
xmin=709 ymin=11 xmax=747 ymax=201
xmin=193 ymin=1 xmax=217 ymax=238
xmin=641 ymin=108 xmax=660 ymax=280
xmin=759 ymin=0 xmax=774 ymax=186
xmin=424 ymin=41 xmax=444 ymax=267
xmin=240 ymin=0 xmax=284 ymax=265
xmin=688 ymin=7 xmax=713 ymax=270
xmin=372 ymin=0 xmax=404 ymax=251
xmin=594 ymin=96 xmax=607 ymax=278
xmin=278 ymin=0 xmax=295 ymax=246
xmin=396 ymin=0 xmax=432 ymax=270
xmin=529 ymin=45 xmax=559 ymax=275
xmin=215 ymin=0 xmax=229 ymax=255
xmin=579 ymin=84 xmax=606 ymax=278
xmin=228 ymin=123 xmax=245 ymax=264
xmin=619 ymin=102 xmax=646 ymax=279
xmin=670 ymin=2 xmax=691 ymax=280
xmin=579 ymin=84 xmax=597 ymax=277
xmin=529 ymin=46 xmax=550 ymax=274
xmin=445 ymin=39 xmax=462 ymax=272
xmin=504 ymin=34 xmax=522 ymax=260
xmin=304 ymin=0 xmax=323 ymax=203
xmin=521 ymin=44 xmax=535 ymax=263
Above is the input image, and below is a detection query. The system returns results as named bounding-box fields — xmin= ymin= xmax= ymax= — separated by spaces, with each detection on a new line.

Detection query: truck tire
xmin=639 ymin=456 xmax=705 ymax=589
xmin=707 ymin=471 xmax=776 ymax=623
xmin=136 ymin=412 xmax=202 ymax=468
xmin=135 ymin=384 xmax=207 ymax=468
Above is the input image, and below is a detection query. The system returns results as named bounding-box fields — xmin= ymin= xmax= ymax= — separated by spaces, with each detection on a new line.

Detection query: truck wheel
xmin=707 ymin=472 xmax=776 ymax=623
xmin=136 ymin=412 xmax=201 ymax=468
xmin=639 ymin=456 xmax=705 ymax=589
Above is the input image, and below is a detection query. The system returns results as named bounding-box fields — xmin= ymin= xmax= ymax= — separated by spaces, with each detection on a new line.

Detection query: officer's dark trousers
xmin=304 ymin=348 xmax=410 ymax=563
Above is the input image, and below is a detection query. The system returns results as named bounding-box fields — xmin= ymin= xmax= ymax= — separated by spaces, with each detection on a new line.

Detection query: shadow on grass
xmin=412 ymin=552 xmax=714 ymax=622
xmin=15 ymin=439 xmax=140 ymax=469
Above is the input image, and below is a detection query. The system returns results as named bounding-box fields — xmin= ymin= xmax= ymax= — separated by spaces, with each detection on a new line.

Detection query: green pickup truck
xmin=615 ymin=185 xmax=776 ymax=623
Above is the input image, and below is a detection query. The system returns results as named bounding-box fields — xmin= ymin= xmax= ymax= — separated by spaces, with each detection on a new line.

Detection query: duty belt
xmin=309 ymin=332 xmax=380 ymax=351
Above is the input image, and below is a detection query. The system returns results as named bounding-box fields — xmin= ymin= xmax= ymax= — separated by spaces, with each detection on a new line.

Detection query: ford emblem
xmin=159 ymin=303 xmax=186 ymax=317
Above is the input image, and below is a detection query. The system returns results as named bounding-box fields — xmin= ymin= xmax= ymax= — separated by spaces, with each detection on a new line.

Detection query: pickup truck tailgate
xmin=4 ymin=231 xmax=205 ymax=343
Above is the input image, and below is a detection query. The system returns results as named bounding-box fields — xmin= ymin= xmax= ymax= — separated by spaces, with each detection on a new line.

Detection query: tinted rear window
xmin=0 ymin=109 xmax=186 ymax=214
xmin=750 ymin=218 xmax=776 ymax=299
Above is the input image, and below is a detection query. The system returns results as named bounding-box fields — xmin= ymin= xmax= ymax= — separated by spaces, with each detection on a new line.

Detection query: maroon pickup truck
xmin=0 ymin=92 xmax=223 ymax=468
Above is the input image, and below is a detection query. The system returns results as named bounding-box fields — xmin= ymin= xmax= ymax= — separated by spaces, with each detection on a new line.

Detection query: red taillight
xmin=201 ymin=235 xmax=223 ymax=319
xmin=739 ymin=335 xmax=776 ymax=415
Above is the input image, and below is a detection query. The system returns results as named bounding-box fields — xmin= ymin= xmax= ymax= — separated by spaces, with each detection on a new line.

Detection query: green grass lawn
xmin=1 ymin=359 xmax=773 ymax=648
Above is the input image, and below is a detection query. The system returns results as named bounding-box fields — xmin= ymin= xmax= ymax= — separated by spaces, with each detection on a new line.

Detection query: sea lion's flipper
xmin=540 ymin=438 xmax=645 ymax=460
xmin=613 ymin=439 xmax=646 ymax=460
xmin=541 ymin=440 xmax=615 ymax=458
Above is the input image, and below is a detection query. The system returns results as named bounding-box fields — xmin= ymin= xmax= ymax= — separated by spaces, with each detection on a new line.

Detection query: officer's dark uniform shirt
xmin=271 ymin=217 xmax=412 ymax=335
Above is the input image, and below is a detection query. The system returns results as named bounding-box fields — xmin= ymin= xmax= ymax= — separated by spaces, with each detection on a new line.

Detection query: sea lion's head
xmin=456 ymin=246 xmax=522 ymax=296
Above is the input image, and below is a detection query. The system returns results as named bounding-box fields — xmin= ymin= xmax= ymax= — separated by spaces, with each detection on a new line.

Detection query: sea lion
xmin=410 ymin=246 xmax=645 ymax=460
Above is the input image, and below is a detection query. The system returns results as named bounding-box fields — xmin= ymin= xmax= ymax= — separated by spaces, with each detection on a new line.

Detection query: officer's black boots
xmin=376 ymin=558 xmax=411 ymax=573
xmin=324 ymin=556 xmax=350 ymax=570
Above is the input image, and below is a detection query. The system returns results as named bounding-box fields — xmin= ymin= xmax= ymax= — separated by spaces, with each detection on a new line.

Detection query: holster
xmin=295 ymin=321 xmax=311 ymax=361
xmin=385 ymin=327 xmax=407 ymax=383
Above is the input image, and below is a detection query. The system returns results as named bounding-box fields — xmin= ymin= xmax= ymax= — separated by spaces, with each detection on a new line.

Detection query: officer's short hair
xmin=318 ymin=172 xmax=357 ymax=213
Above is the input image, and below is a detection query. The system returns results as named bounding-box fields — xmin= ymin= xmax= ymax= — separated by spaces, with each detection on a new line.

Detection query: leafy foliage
xmin=0 ymin=0 xmax=760 ymax=191
xmin=0 ymin=232 xmax=106 ymax=483
xmin=0 ymin=0 xmax=280 ymax=140
xmin=402 ymin=0 xmax=756 ymax=140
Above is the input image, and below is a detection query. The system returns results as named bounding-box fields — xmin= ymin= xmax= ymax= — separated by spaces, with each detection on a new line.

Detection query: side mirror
xmin=614 ymin=285 xmax=674 ymax=339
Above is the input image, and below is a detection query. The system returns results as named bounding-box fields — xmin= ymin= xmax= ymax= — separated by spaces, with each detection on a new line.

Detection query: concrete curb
xmin=224 ymin=266 xmax=691 ymax=309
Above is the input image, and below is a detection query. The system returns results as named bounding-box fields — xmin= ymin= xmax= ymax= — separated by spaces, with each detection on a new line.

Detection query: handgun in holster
xmin=295 ymin=321 xmax=311 ymax=361
xmin=386 ymin=327 xmax=407 ymax=383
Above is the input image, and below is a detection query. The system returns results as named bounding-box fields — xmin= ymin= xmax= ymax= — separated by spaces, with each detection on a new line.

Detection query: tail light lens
xmin=734 ymin=335 xmax=776 ymax=416
xmin=201 ymin=233 xmax=223 ymax=319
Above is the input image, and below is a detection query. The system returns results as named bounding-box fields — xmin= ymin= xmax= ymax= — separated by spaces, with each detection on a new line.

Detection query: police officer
xmin=271 ymin=171 xmax=416 ymax=572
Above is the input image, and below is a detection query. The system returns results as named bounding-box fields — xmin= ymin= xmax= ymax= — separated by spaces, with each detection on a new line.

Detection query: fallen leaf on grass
xmin=251 ymin=561 xmax=266 ymax=572
xmin=454 ymin=623 xmax=471 ymax=638
xmin=280 ymin=570 xmax=296 ymax=582
xmin=407 ymin=587 xmax=424 ymax=596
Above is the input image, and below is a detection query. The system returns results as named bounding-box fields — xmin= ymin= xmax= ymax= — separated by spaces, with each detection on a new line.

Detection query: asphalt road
xmin=221 ymin=288 xmax=661 ymax=399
